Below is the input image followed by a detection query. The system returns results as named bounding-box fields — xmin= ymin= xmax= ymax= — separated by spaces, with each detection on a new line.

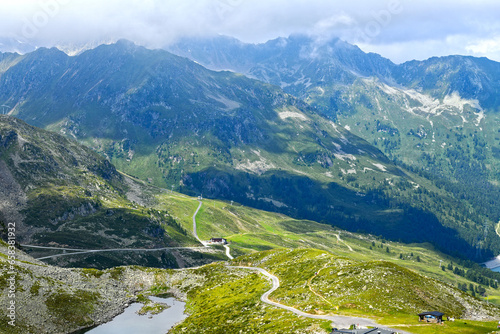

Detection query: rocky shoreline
xmin=0 ymin=243 xmax=181 ymax=334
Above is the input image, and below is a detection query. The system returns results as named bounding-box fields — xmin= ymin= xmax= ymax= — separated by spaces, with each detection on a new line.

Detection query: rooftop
xmin=418 ymin=311 xmax=444 ymax=317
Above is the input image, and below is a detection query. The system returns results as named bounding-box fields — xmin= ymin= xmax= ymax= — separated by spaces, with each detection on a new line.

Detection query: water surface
xmin=82 ymin=297 xmax=187 ymax=334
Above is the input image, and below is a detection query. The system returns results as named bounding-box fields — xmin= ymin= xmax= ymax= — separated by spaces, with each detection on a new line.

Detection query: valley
xmin=2 ymin=123 xmax=500 ymax=332
xmin=1 ymin=40 xmax=499 ymax=262
xmin=2 ymin=191 xmax=500 ymax=333
xmin=1 ymin=22 xmax=500 ymax=334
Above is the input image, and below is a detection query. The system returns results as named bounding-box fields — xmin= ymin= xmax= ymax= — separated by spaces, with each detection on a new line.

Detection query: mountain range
xmin=2 ymin=33 xmax=500 ymax=332
xmin=169 ymin=34 xmax=500 ymax=254
xmin=169 ymin=35 xmax=500 ymax=186
xmin=1 ymin=36 xmax=499 ymax=261
xmin=169 ymin=34 xmax=500 ymax=110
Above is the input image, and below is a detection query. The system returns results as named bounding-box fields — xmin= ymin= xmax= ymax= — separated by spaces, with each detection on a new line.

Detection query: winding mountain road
xmin=223 ymin=244 xmax=233 ymax=260
xmin=231 ymin=266 xmax=410 ymax=333
xmin=191 ymin=199 xmax=234 ymax=260
xmin=23 ymin=196 xmax=409 ymax=332
xmin=334 ymin=233 xmax=353 ymax=251
xmin=192 ymin=200 xmax=205 ymax=245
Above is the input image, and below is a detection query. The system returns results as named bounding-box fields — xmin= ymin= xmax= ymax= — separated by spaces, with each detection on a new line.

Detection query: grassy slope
xmin=3 ymin=183 xmax=500 ymax=334
xmin=327 ymin=78 xmax=500 ymax=183
xmin=231 ymin=249 xmax=500 ymax=333
xmin=152 ymin=190 xmax=500 ymax=312
xmin=167 ymin=263 xmax=331 ymax=334
xmin=159 ymin=248 xmax=500 ymax=334
xmin=0 ymin=116 xmax=202 ymax=268
xmin=303 ymin=78 xmax=500 ymax=258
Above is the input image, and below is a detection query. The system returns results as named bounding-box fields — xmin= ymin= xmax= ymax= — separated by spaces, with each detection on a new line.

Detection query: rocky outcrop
xmin=0 ymin=244 xmax=163 ymax=334
xmin=0 ymin=160 xmax=29 ymax=242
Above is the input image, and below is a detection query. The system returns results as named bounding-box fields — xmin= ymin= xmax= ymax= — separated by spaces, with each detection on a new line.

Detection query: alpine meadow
xmin=2 ymin=1 xmax=500 ymax=333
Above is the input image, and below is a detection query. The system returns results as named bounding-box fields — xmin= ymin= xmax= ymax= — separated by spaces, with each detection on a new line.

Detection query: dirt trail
xmin=230 ymin=266 xmax=410 ymax=333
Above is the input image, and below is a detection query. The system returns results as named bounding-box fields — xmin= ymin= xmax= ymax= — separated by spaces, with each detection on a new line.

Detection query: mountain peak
xmin=115 ymin=38 xmax=137 ymax=48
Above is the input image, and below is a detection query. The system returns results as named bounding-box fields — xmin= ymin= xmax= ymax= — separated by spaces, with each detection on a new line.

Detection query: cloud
xmin=0 ymin=0 xmax=499 ymax=62
xmin=466 ymin=37 xmax=500 ymax=56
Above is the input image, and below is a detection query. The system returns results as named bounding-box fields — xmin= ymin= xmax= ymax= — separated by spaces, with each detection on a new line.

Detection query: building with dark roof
xmin=209 ymin=237 xmax=227 ymax=244
xmin=418 ymin=311 xmax=444 ymax=323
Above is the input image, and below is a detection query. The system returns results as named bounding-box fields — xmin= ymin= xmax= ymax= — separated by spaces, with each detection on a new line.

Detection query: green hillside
xmin=2 ymin=153 xmax=500 ymax=333
xmin=0 ymin=115 xmax=210 ymax=268
xmin=167 ymin=249 xmax=500 ymax=334
xmin=231 ymin=249 xmax=499 ymax=330
xmin=325 ymin=78 xmax=500 ymax=238
xmin=168 ymin=36 xmax=500 ymax=261
xmin=176 ymin=194 xmax=500 ymax=302
xmin=3 ymin=239 xmax=499 ymax=334
xmin=1 ymin=44 xmax=497 ymax=260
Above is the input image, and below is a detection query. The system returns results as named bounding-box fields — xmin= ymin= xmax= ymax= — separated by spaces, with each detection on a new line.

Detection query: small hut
xmin=209 ymin=238 xmax=227 ymax=244
xmin=418 ymin=311 xmax=444 ymax=323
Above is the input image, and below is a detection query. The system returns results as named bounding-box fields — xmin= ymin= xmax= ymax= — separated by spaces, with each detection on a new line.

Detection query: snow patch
xmin=371 ymin=162 xmax=387 ymax=172
xmin=339 ymin=135 xmax=349 ymax=145
xmin=334 ymin=153 xmax=356 ymax=161
xmin=278 ymin=111 xmax=308 ymax=121
xmin=16 ymin=134 xmax=29 ymax=146
xmin=333 ymin=140 xmax=356 ymax=161
xmin=404 ymin=90 xmax=483 ymax=121
xmin=330 ymin=122 xmax=340 ymax=133
xmin=443 ymin=91 xmax=482 ymax=112
xmin=475 ymin=110 xmax=485 ymax=126
xmin=377 ymin=81 xmax=400 ymax=96
xmin=376 ymin=79 xmax=484 ymax=124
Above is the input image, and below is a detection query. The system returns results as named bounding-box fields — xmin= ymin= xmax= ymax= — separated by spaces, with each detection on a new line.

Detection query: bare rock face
xmin=0 ymin=160 xmax=29 ymax=241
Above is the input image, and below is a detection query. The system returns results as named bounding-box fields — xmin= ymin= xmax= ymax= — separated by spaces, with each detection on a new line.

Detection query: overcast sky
xmin=1 ymin=0 xmax=500 ymax=63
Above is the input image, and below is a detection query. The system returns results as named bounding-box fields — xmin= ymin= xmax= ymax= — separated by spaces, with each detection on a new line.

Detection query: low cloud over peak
xmin=1 ymin=0 xmax=500 ymax=63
